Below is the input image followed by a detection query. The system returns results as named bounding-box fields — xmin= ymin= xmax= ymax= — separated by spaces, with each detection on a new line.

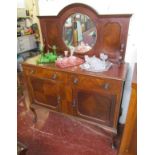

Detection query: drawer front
xmin=23 ymin=66 xmax=66 ymax=82
xmin=70 ymin=74 xmax=122 ymax=93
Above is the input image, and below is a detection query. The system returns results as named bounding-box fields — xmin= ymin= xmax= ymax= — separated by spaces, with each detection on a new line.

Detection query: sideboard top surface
xmin=23 ymin=55 xmax=128 ymax=81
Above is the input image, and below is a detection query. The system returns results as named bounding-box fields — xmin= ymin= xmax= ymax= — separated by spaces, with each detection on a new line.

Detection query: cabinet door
xmin=28 ymin=76 xmax=62 ymax=111
xmin=72 ymin=88 xmax=116 ymax=127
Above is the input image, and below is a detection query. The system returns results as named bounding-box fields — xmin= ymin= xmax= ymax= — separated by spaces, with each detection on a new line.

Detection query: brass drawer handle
xmin=52 ymin=74 xmax=57 ymax=80
xmin=102 ymin=83 xmax=109 ymax=90
xmin=30 ymin=70 xmax=36 ymax=74
xmin=73 ymin=78 xmax=78 ymax=84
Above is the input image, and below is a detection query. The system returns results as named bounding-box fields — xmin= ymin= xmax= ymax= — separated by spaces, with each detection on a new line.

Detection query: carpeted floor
xmin=17 ymin=97 xmax=118 ymax=155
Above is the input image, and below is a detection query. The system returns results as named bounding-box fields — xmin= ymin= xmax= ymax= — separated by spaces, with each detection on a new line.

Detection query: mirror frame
xmin=59 ymin=3 xmax=99 ymax=56
xmin=62 ymin=13 xmax=97 ymax=54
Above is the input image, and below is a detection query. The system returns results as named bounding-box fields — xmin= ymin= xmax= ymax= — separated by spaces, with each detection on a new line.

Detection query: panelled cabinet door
xmin=72 ymin=88 xmax=116 ymax=127
xmin=28 ymin=76 xmax=62 ymax=111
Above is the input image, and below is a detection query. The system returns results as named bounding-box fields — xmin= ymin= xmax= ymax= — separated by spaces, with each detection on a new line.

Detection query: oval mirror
xmin=63 ymin=13 xmax=97 ymax=54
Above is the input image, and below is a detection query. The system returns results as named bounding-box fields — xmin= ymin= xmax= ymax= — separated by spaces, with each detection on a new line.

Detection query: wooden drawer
xmin=70 ymin=74 xmax=122 ymax=93
xmin=23 ymin=66 xmax=66 ymax=82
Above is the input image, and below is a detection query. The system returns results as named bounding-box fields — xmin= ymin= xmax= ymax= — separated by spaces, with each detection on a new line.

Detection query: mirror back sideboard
xmin=22 ymin=3 xmax=132 ymax=147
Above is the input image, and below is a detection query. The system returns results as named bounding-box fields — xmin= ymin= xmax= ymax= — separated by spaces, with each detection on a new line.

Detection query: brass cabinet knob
xmin=52 ymin=74 xmax=57 ymax=80
xmin=72 ymin=99 xmax=76 ymax=107
xmin=73 ymin=78 xmax=78 ymax=84
xmin=120 ymin=43 xmax=125 ymax=52
xmin=57 ymin=95 xmax=61 ymax=110
xmin=102 ymin=83 xmax=109 ymax=90
xmin=57 ymin=95 xmax=61 ymax=104
xmin=30 ymin=70 xmax=35 ymax=74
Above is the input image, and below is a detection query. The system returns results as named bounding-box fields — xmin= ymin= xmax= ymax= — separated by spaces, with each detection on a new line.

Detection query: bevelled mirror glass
xmin=63 ymin=13 xmax=97 ymax=54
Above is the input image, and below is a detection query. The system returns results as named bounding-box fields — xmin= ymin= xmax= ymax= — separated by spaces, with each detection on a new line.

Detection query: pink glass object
xmin=64 ymin=51 xmax=68 ymax=57
xmin=62 ymin=57 xmax=68 ymax=64
xmin=68 ymin=56 xmax=76 ymax=64
xmin=55 ymin=56 xmax=84 ymax=68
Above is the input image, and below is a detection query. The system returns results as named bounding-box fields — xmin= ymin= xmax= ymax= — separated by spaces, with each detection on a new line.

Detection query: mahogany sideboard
xmin=22 ymin=3 xmax=132 ymax=146
xmin=22 ymin=57 xmax=128 ymax=145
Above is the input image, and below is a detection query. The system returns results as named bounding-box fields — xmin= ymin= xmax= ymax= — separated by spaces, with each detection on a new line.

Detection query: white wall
xmin=17 ymin=0 xmax=25 ymax=8
xmin=38 ymin=0 xmax=137 ymax=123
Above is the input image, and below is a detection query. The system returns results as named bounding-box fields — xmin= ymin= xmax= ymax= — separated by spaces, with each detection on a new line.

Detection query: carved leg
xmin=111 ymin=136 xmax=116 ymax=149
xmin=112 ymin=143 xmax=116 ymax=149
xmin=30 ymin=107 xmax=37 ymax=123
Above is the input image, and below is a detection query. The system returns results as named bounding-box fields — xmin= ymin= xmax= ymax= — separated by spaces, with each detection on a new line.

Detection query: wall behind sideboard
xmin=38 ymin=0 xmax=137 ymax=124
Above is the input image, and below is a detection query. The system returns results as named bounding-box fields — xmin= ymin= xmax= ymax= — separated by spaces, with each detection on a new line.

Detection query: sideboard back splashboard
xmin=38 ymin=3 xmax=131 ymax=63
xmin=22 ymin=3 xmax=132 ymax=147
